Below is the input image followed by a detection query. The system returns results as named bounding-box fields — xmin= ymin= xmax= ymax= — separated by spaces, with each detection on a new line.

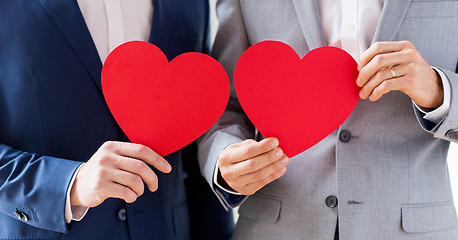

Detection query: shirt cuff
xmin=413 ymin=67 xmax=451 ymax=124
xmin=65 ymin=163 xmax=89 ymax=223
xmin=212 ymin=159 xmax=247 ymax=205
xmin=213 ymin=159 xmax=243 ymax=196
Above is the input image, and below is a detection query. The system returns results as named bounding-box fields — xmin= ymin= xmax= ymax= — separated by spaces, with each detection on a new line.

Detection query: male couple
xmin=1 ymin=0 xmax=458 ymax=240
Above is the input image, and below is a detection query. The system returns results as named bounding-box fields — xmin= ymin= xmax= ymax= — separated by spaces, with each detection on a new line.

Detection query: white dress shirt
xmin=317 ymin=0 xmax=385 ymax=61
xmin=65 ymin=0 xmax=153 ymax=223
xmin=214 ymin=0 xmax=452 ymax=195
xmin=77 ymin=0 xmax=153 ymax=63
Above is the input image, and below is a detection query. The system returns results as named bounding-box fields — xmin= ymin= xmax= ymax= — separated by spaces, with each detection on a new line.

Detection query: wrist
xmin=216 ymin=167 xmax=236 ymax=192
xmin=427 ymin=68 xmax=444 ymax=109
xmin=66 ymin=163 xmax=86 ymax=222
xmin=69 ymin=164 xmax=86 ymax=207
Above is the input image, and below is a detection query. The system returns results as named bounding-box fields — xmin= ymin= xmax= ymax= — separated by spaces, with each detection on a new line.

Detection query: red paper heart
xmin=235 ymin=41 xmax=360 ymax=157
xmin=102 ymin=41 xmax=229 ymax=156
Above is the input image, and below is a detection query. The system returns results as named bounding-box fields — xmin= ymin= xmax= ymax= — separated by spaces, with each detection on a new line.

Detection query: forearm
xmin=0 ymin=143 xmax=81 ymax=233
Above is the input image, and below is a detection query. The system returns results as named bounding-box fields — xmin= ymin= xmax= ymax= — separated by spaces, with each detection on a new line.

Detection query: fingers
xmin=104 ymin=141 xmax=172 ymax=173
xmin=358 ymin=41 xmax=414 ymax=71
xmin=359 ymin=65 xmax=407 ymax=99
xmin=357 ymin=51 xmax=411 ymax=88
xmin=367 ymin=77 xmax=407 ymax=102
xmin=103 ymin=183 xmax=138 ymax=204
xmin=241 ymin=167 xmax=288 ymax=195
xmin=218 ymin=138 xmax=289 ymax=196
xmin=222 ymin=138 xmax=279 ymax=163
xmin=71 ymin=142 xmax=169 ymax=208
xmin=236 ymin=155 xmax=289 ymax=186
xmin=115 ymin=156 xmax=159 ymax=192
xmin=232 ymin=148 xmax=284 ymax=175
xmin=356 ymin=41 xmax=437 ymax=103
xmin=111 ymin=170 xmax=145 ymax=196
xmin=224 ymin=156 xmax=289 ymax=196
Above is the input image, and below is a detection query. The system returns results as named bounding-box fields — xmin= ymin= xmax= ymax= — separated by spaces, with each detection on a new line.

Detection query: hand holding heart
xmin=71 ymin=141 xmax=171 ymax=208
xmin=218 ymin=138 xmax=289 ymax=196
xmin=357 ymin=41 xmax=443 ymax=109
xmin=94 ymin=41 xmax=229 ymax=206
xmin=216 ymin=42 xmax=359 ymax=195
xmin=94 ymin=42 xmax=233 ymax=207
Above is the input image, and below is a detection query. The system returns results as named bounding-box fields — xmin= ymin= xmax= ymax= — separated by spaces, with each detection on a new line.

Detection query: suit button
xmin=453 ymin=133 xmax=458 ymax=140
xmin=13 ymin=210 xmax=21 ymax=220
xmin=339 ymin=130 xmax=351 ymax=143
xmin=446 ymin=129 xmax=455 ymax=138
xmin=326 ymin=195 xmax=338 ymax=208
xmin=20 ymin=212 xmax=29 ymax=222
xmin=117 ymin=208 xmax=127 ymax=221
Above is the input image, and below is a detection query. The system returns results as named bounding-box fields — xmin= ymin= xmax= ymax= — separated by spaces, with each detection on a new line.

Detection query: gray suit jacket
xmin=198 ymin=0 xmax=458 ymax=239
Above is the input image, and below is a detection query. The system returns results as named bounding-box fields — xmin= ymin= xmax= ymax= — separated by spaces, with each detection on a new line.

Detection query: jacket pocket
xmin=401 ymin=201 xmax=458 ymax=233
xmin=238 ymin=194 xmax=282 ymax=224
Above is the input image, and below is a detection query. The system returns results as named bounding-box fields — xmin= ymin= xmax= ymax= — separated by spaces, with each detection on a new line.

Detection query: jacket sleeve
xmin=197 ymin=0 xmax=254 ymax=210
xmin=414 ymin=68 xmax=458 ymax=143
xmin=0 ymin=142 xmax=82 ymax=233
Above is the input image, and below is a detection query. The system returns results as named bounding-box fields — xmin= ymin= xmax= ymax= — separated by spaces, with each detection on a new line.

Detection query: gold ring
xmin=389 ymin=66 xmax=396 ymax=78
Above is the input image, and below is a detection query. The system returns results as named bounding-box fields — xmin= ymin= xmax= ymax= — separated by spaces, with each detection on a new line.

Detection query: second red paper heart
xmin=235 ymin=41 xmax=360 ymax=157
xmin=102 ymin=41 xmax=229 ymax=157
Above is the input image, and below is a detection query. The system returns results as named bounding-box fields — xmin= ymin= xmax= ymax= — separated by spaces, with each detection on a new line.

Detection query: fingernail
xmin=356 ymin=77 xmax=361 ymax=86
xmin=281 ymin=157 xmax=289 ymax=164
xmin=271 ymin=138 xmax=279 ymax=148
xmin=359 ymin=90 xmax=364 ymax=98
xmin=369 ymin=95 xmax=375 ymax=102
xmin=276 ymin=149 xmax=283 ymax=158
xmin=165 ymin=164 xmax=172 ymax=173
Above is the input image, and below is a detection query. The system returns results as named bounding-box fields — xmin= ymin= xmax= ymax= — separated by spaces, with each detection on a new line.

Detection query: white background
xmin=449 ymin=144 xmax=458 ymax=208
xmin=208 ymin=0 xmax=458 ymax=213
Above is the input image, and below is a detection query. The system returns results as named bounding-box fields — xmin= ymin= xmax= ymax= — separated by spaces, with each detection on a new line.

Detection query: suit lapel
xmin=37 ymin=0 xmax=103 ymax=93
xmin=372 ymin=0 xmax=412 ymax=43
xmin=291 ymin=0 xmax=327 ymax=50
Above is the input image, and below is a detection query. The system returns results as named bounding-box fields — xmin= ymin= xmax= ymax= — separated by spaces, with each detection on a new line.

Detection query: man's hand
xmin=218 ymin=138 xmax=289 ymax=196
xmin=70 ymin=141 xmax=171 ymax=208
xmin=357 ymin=41 xmax=443 ymax=109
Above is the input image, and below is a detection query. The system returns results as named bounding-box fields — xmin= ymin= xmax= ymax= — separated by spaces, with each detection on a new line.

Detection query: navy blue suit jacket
xmin=0 ymin=0 xmax=232 ymax=239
